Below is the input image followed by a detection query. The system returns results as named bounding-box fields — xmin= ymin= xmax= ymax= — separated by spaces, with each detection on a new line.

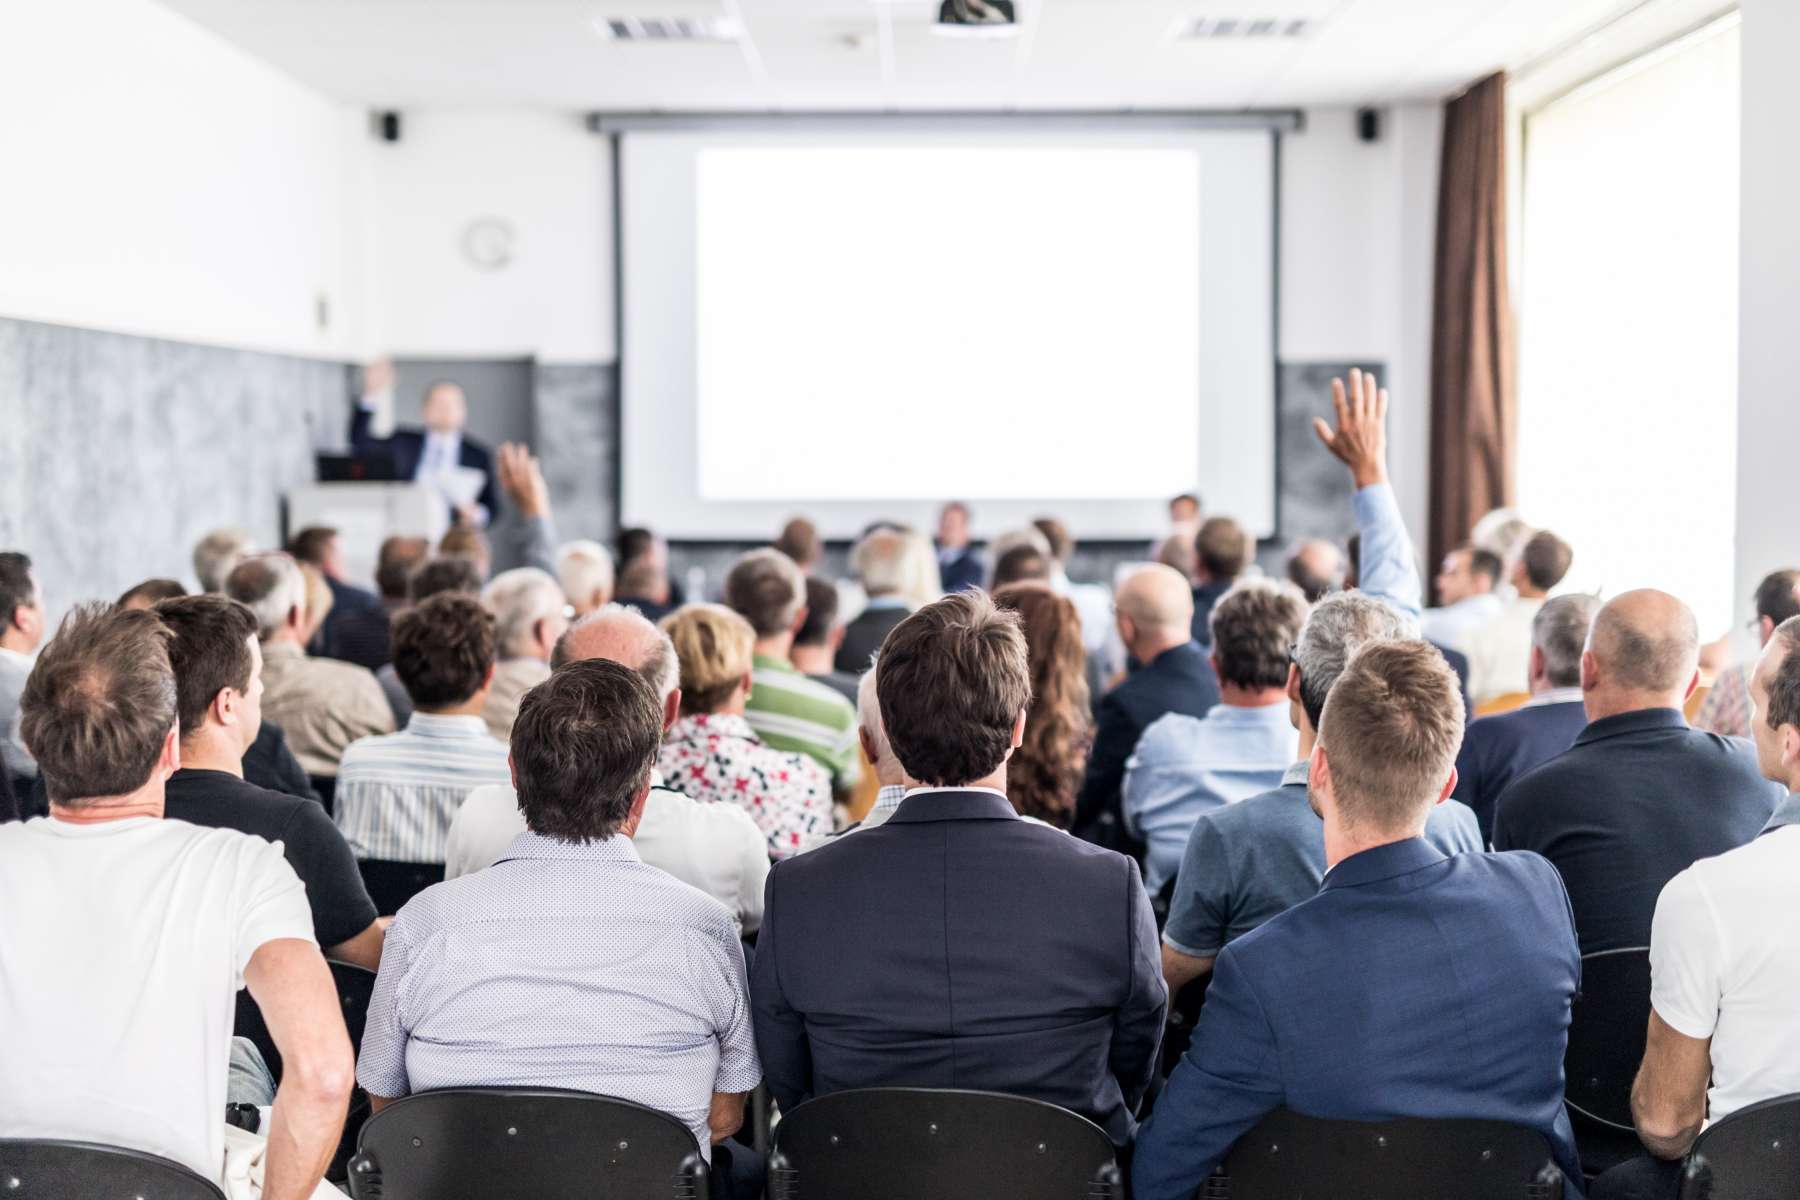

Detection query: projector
xmin=934 ymin=0 xmax=1018 ymax=37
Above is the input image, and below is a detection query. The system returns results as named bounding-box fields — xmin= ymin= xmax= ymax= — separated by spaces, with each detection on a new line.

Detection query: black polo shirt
xmin=1492 ymin=707 xmax=1782 ymax=954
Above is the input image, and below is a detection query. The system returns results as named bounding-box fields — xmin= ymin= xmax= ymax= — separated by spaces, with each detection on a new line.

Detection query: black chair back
xmin=1565 ymin=947 xmax=1652 ymax=1130
xmin=357 ymin=859 xmax=445 ymax=916
xmin=1204 ymin=1108 xmax=1563 ymax=1199
xmin=767 ymin=1087 xmax=1122 ymax=1200
xmin=0 ymin=1139 xmax=226 ymax=1199
xmin=1679 ymin=1092 xmax=1800 ymax=1200
xmin=345 ymin=1087 xmax=709 ymax=1200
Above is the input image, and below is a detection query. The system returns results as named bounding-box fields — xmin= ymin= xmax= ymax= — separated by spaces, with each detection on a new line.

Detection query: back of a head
xmin=895 ymin=528 xmax=945 ymax=610
xmin=555 ymin=540 xmax=615 ymax=613
xmin=1031 ymin=517 xmax=1073 ymax=565
xmin=551 ymin=603 xmax=680 ymax=702
xmin=1589 ymin=589 xmax=1700 ymax=701
xmin=795 ymin=576 xmax=840 ymax=649
xmin=1318 ymin=639 xmax=1464 ymax=834
xmin=1472 ymin=510 xmax=1535 ymax=567
xmin=512 ymin=658 xmax=663 ymax=843
xmin=409 ymin=555 xmax=484 ymax=605
xmin=662 ymin=604 xmax=755 ymax=715
xmin=1211 ymin=580 xmax=1310 ymax=691
xmin=1294 ymin=591 xmax=1418 ymax=729
xmin=298 ymin=563 xmax=334 ymax=633
xmin=852 ymin=529 xmax=908 ymax=597
xmin=20 ymin=604 xmax=176 ymax=805
xmin=438 ymin=526 xmax=490 ymax=580
xmin=988 ymin=526 xmax=1051 ymax=571
xmin=376 ymin=536 xmax=431 ymax=601
xmin=855 ymin=662 xmax=890 ymax=762
xmin=392 ymin=592 xmax=498 ymax=710
xmin=116 ymin=578 xmax=188 ymax=611
xmin=152 ymin=594 xmax=258 ymax=741
xmin=775 ymin=518 xmax=821 ymax=569
xmin=1760 ymin=617 xmax=1800 ymax=738
xmin=1756 ymin=569 xmax=1800 ymax=629
xmin=994 ymin=582 xmax=1087 ymax=707
xmin=617 ymin=527 xmax=659 ymax=566
xmin=617 ymin=555 xmax=669 ymax=602
xmin=1533 ymin=593 xmax=1601 ymax=689
xmin=0 ymin=552 xmax=34 ymax=628
xmin=1468 ymin=548 xmax=1505 ymax=590
xmin=724 ymin=547 xmax=805 ymax=637
xmin=1520 ymin=530 xmax=1573 ymax=592
xmin=192 ymin=529 xmax=251 ymax=594
xmin=285 ymin=526 xmax=338 ymax=568
xmin=1285 ymin=540 xmax=1343 ymax=605
xmin=1155 ymin=534 xmax=1199 ymax=580
xmin=992 ymin=545 xmax=1051 ymax=590
xmin=482 ymin=567 xmax=566 ymax=658
xmin=877 ymin=591 xmax=1031 ymax=787
xmin=224 ymin=553 xmax=305 ymax=641
xmin=1116 ymin=563 xmax=1195 ymax=638
xmin=1196 ymin=516 xmax=1252 ymax=582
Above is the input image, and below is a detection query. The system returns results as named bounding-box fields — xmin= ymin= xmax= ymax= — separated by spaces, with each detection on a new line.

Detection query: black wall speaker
xmin=1357 ymin=107 xmax=1381 ymax=143
xmin=379 ymin=111 xmax=402 ymax=143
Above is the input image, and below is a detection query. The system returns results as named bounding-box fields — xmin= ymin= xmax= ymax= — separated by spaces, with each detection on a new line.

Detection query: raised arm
xmin=1313 ymin=369 xmax=1421 ymax=619
xmin=244 ymin=938 xmax=355 ymax=1200
xmin=496 ymin=442 xmax=560 ymax=577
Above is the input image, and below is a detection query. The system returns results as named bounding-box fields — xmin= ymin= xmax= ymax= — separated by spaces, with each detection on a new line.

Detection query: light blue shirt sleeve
xmin=1352 ymin=482 xmax=1422 ymax=620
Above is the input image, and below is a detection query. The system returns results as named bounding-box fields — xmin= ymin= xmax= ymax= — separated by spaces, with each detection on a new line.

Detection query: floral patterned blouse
xmin=658 ymin=712 xmax=832 ymax=860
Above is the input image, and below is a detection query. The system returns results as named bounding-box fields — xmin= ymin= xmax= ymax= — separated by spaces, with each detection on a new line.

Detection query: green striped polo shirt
xmin=746 ymin=654 xmax=862 ymax=792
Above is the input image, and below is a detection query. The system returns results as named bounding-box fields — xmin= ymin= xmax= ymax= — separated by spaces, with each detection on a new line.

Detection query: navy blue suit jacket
xmin=348 ymin=407 xmax=498 ymax=517
xmin=1075 ymin=641 xmax=1220 ymax=832
xmin=749 ymin=790 xmax=1166 ymax=1147
xmin=937 ymin=545 xmax=986 ymax=593
xmin=1134 ymin=840 xmax=1583 ymax=1199
xmin=1455 ymin=700 xmax=1588 ymax=843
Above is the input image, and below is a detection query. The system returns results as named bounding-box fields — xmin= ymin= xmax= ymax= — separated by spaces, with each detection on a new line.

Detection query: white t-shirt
xmin=1650 ymin=821 xmax=1800 ymax=1122
xmin=0 ymin=815 xmax=315 ymax=1183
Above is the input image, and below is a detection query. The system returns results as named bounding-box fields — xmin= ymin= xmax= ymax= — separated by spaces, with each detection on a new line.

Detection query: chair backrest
xmin=1204 ymin=1108 xmax=1562 ymax=1199
xmin=0 ymin=1139 xmax=226 ymax=1199
xmin=357 ymin=859 xmax=445 ymax=916
xmin=767 ymin=1087 xmax=1121 ymax=1200
xmin=1564 ymin=947 xmax=1652 ymax=1130
xmin=1679 ymin=1092 xmax=1800 ymax=1200
xmin=345 ymin=1087 xmax=709 ymax=1200
xmin=234 ymin=958 xmax=378 ymax=1085
xmin=1475 ymin=692 xmax=1532 ymax=718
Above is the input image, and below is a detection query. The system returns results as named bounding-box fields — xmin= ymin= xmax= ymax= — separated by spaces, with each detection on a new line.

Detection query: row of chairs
xmin=6 ymin=1086 xmax=1799 ymax=1199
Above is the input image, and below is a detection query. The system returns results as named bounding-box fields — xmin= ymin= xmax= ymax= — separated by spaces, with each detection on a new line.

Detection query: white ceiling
xmin=156 ymin=0 xmax=1645 ymax=112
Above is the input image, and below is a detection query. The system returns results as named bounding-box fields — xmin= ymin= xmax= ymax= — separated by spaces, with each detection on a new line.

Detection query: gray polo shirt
xmin=1163 ymin=761 xmax=1484 ymax=959
xmin=358 ymin=830 xmax=761 ymax=1158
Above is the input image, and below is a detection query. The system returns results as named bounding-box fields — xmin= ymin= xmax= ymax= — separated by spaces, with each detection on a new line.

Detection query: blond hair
xmin=661 ymin=603 xmax=755 ymax=715
xmin=1318 ymin=640 xmax=1463 ymax=835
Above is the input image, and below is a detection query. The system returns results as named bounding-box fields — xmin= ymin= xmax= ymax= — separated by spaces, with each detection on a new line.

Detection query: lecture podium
xmin=284 ymin=481 xmax=447 ymax=587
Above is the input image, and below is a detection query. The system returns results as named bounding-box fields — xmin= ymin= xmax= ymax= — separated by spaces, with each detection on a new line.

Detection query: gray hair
xmin=852 ymin=530 xmax=909 ymax=597
xmin=482 ymin=567 xmax=566 ymax=658
xmin=223 ymin=553 xmax=304 ymax=640
xmin=1293 ymin=591 xmax=1419 ymax=729
xmin=988 ymin=526 xmax=1052 ymax=566
xmin=855 ymin=657 xmax=891 ymax=764
xmin=193 ymin=529 xmax=252 ymax=594
xmin=1533 ymin=593 xmax=1600 ymax=688
xmin=556 ymin=540 xmax=615 ymax=610
xmin=552 ymin=602 xmax=680 ymax=701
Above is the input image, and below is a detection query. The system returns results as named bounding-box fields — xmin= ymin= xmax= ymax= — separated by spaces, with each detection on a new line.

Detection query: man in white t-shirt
xmin=1594 ymin=616 xmax=1800 ymax=1200
xmin=444 ymin=604 xmax=769 ymax=932
xmin=0 ymin=604 xmax=352 ymax=1200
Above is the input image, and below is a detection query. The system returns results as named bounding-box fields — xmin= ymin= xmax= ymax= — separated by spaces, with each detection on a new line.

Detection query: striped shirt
xmin=334 ymin=713 xmax=512 ymax=863
xmin=745 ymin=654 xmax=862 ymax=791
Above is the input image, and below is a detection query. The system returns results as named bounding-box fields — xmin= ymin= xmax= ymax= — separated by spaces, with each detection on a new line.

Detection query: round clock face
xmin=461 ymin=216 xmax=515 ymax=271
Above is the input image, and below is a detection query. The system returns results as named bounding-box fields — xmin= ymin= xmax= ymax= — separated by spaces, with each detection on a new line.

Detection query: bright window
xmin=1519 ymin=17 xmax=1741 ymax=635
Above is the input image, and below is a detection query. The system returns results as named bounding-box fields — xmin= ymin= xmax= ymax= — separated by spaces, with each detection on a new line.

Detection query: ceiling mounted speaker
xmin=934 ymin=0 xmax=1018 ymax=38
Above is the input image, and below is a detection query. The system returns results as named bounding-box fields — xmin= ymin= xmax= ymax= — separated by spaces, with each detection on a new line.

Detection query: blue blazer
xmin=749 ymin=789 xmax=1166 ymax=1147
xmin=348 ymin=407 xmax=498 ymax=517
xmin=1455 ymin=700 xmax=1589 ymax=843
xmin=1133 ymin=839 xmax=1584 ymax=1200
xmin=1075 ymin=641 xmax=1221 ymax=833
xmin=936 ymin=545 xmax=987 ymax=593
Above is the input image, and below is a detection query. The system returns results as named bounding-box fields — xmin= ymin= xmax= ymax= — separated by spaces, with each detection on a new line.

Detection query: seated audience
xmin=1455 ymin=593 xmax=1598 ymax=842
xmin=751 ymin=591 xmax=1165 ymax=1148
xmin=994 ymin=582 xmax=1092 ymax=828
xmin=117 ymin=577 xmax=187 ymax=609
xmin=616 ymin=553 xmax=675 ymax=625
xmin=618 ymin=525 xmax=685 ymax=608
xmin=286 ymin=525 xmax=380 ymax=661
xmin=329 ymin=534 xmax=428 ymax=672
xmin=792 ymin=576 xmax=860 ymax=703
xmin=192 ymin=527 xmax=253 ymax=593
xmin=1694 ymin=568 xmax=1800 ymax=738
xmin=835 ymin=528 xmax=912 ymax=674
xmin=375 ymin=554 xmax=484 ymax=726
xmin=155 ymin=595 xmax=383 ymax=970
xmin=1160 ymin=592 xmax=1484 ymax=995
xmin=444 ymin=606 xmax=769 ymax=933
xmin=1034 ymin=516 xmax=1121 ymax=671
xmin=1284 ymin=538 xmax=1344 ymax=604
xmin=226 ymin=553 xmax=394 ymax=777
xmin=992 ymin=542 xmax=1052 ymax=588
xmin=0 ymin=552 xmax=44 ymax=794
xmin=334 ymin=593 xmax=510 ymax=862
xmin=1592 ymin=617 xmax=1800 ymax=1200
xmin=1310 ymin=369 xmax=1424 ymax=620
xmin=1472 ymin=508 xmax=1537 ymax=574
xmin=361 ymin=660 xmax=760 ymax=1186
xmin=774 ymin=516 xmax=823 ymax=573
xmin=437 ymin=524 xmax=491 ymax=581
xmin=1073 ymin=563 xmax=1219 ymax=840
xmin=1190 ymin=516 xmax=1252 ymax=647
xmin=1125 ymin=580 xmax=1308 ymax=892
xmin=1421 ymin=545 xmax=1505 ymax=652
xmin=895 ymin=526 xmax=946 ymax=610
xmin=821 ymin=663 xmax=908 ymax=839
xmin=0 ymin=604 xmax=351 ymax=1198
xmin=659 ymin=604 xmax=831 ymax=858
xmin=1467 ymin=529 xmax=1574 ymax=703
xmin=727 ymin=549 xmax=860 ymax=794
xmin=296 ymin=561 xmax=335 ymax=653
xmin=1156 ymin=530 xmax=1199 ymax=581
xmin=478 ymin=566 xmax=567 ymax=740
xmin=935 ymin=500 xmax=985 ymax=593
xmin=556 ymin=538 xmax=615 ymax=617
xmin=1134 ymin=640 xmax=1583 ymax=1199
xmin=1494 ymin=589 xmax=1782 ymax=953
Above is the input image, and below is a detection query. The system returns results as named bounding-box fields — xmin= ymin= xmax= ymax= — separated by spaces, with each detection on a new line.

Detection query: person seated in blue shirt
xmin=1123 ymin=579 xmax=1308 ymax=893
xmin=1134 ymin=639 xmax=1585 ymax=1200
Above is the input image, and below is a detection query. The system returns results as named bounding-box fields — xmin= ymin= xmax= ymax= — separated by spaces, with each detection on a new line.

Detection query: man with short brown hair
xmin=1133 ymin=639 xmax=1583 ymax=1199
xmin=1467 ymin=528 xmax=1575 ymax=703
xmin=752 ymin=591 xmax=1166 ymax=1150
xmin=1191 ymin=516 xmax=1253 ymax=647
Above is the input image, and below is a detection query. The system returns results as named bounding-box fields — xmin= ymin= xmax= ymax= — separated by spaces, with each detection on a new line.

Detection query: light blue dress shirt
xmin=1123 ymin=702 xmax=1300 ymax=893
xmin=1352 ymin=481 xmax=1422 ymax=620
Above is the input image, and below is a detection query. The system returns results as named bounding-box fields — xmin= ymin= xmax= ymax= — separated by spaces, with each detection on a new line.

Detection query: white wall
xmin=0 ymin=0 xmax=367 ymax=359
xmin=1735 ymin=0 xmax=1800 ymax=649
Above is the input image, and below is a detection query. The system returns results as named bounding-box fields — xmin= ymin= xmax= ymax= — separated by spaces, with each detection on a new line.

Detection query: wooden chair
xmin=1475 ymin=692 xmax=1531 ymax=718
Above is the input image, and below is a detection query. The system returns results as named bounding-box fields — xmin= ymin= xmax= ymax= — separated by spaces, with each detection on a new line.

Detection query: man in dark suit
xmin=1457 ymin=594 xmax=1598 ymax=842
xmin=1494 ymin=589 xmax=1782 ymax=954
xmin=1134 ymin=640 xmax=1583 ymax=1199
xmin=836 ymin=528 xmax=912 ymax=674
xmin=285 ymin=525 xmax=383 ymax=662
xmin=1190 ymin=516 xmax=1251 ymax=648
xmin=1073 ymin=563 xmax=1220 ymax=841
xmin=349 ymin=363 xmax=499 ymax=524
xmin=934 ymin=501 xmax=986 ymax=594
xmin=751 ymin=591 xmax=1166 ymax=1148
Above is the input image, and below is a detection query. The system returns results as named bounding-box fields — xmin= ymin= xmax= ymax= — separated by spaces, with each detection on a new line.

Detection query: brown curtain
xmin=1429 ymin=70 xmax=1516 ymax=583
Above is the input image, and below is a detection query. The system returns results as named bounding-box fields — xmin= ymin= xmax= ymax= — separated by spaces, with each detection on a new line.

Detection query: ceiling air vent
xmin=1175 ymin=16 xmax=1312 ymax=40
xmin=594 ymin=16 xmax=743 ymax=42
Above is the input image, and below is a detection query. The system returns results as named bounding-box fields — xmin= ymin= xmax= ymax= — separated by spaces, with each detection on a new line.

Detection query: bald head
xmin=1116 ymin=563 xmax=1195 ymax=660
xmin=551 ymin=603 xmax=681 ymax=704
xmin=1585 ymin=589 xmax=1700 ymax=713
